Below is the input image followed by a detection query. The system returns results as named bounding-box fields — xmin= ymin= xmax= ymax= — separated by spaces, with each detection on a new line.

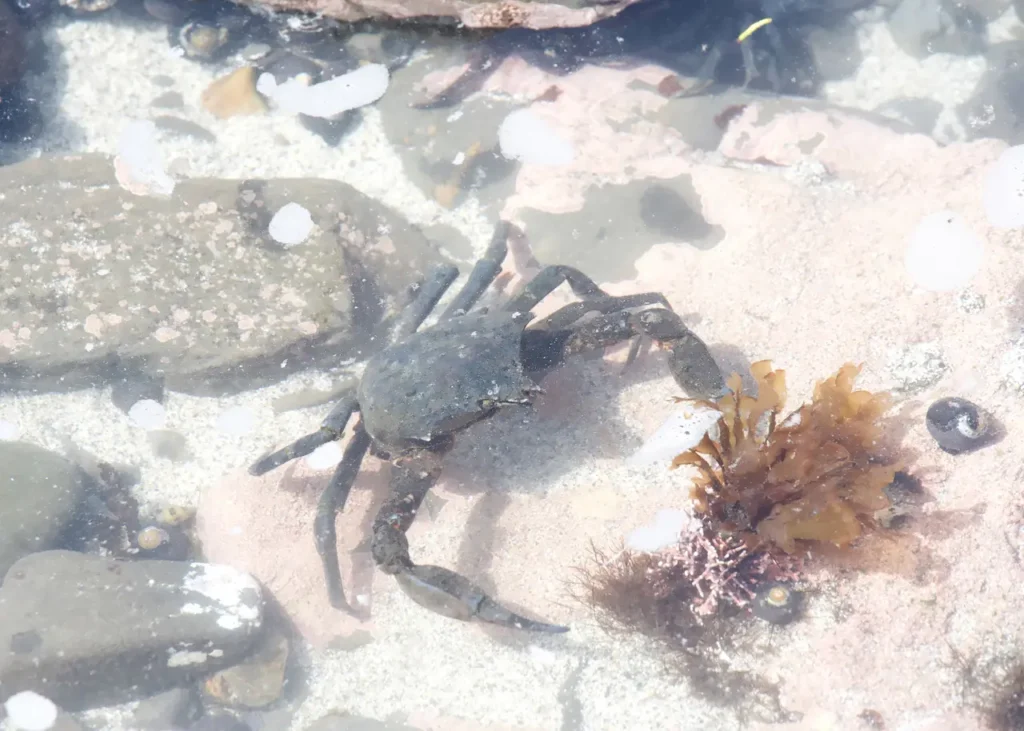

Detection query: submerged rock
xmin=0 ymin=154 xmax=449 ymax=396
xmin=0 ymin=551 xmax=265 ymax=710
xmin=0 ymin=441 xmax=88 ymax=578
xmin=228 ymin=0 xmax=643 ymax=29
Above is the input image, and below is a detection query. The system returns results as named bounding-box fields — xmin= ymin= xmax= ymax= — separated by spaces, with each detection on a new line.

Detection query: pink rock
xmin=230 ymin=0 xmax=641 ymax=29
xmin=196 ymin=444 xmax=390 ymax=648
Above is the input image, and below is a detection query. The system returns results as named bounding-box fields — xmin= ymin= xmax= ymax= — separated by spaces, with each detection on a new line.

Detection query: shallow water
xmin=2 ymin=1 xmax=1024 ymax=729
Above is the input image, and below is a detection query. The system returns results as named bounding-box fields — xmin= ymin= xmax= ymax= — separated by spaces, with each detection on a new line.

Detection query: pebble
xmin=498 ymin=108 xmax=575 ymax=166
xmin=957 ymin=289 xmax=986 ymax=313
xmin=114 ymin=119 xmax=176 ymax=197
xmin=0 ymin=551 xmax=265 ymax=710
xmin=202 ymin=67 xmax=268 ymax=119
xmin=129 ymin=398 xmax=168 ymax=429
xmin=148 ymin=429 xmax=190 ymax=461
xmin=4 ymin=691 xmax=58 ymax=731
xmin=268 ymin=202 xmax=315 ymax=246
xmin=257 ymin=63 xmax=390 ymax=118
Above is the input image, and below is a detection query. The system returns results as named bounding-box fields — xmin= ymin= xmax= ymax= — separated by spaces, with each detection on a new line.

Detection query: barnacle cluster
xmin=677 ymin=360 xmax=900 ymax=553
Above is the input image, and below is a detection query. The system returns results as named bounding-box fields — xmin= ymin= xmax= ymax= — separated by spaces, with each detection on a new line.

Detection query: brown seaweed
xmin=673 ymin=360 xmax=901 ymax=553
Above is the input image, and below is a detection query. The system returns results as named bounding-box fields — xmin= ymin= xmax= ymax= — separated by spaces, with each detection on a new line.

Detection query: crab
xmin=249 ymin=221 xmax=725 ymax=633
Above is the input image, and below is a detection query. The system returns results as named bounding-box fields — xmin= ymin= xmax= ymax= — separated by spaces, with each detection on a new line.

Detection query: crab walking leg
xmin=314 ymin=422 xmax=372 ymax=610
xmin=249 ymin=392 xmax=359 ymax=475
xmin=503 ymin=264 xmax=616 ymax=314
xmin=439 ymin=222 xmax=511 ymax=319
xmin=371 ymin=448 xmax=570 ymax=633
xmin=390 ymin=262 xmax=460 ymax=341
xmin=527 ymin=292 xmax=671 ymax=332
xmin=522 ymin=307 xmax=726 ymax=399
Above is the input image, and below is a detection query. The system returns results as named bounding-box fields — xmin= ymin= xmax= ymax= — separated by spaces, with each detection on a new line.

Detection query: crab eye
xmin=480 ymin=398 xmax=496 ymax=409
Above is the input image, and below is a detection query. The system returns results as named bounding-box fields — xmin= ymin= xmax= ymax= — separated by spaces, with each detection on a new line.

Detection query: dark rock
xmin=0 ymin=441 xmax=89 ymax=578
xmin=131 ymin=687 xmax=202 ymax=730
xmin=887 ymin=0 xmax=987 ymax=57
xmin=0 ymin=0 xmax=25 ymax=87
xmin=957 ymin=41 xmax=1024 ymax=145
xmin=0 ymin=551 xmax=265 ymax=710
xmin=0 ymin=154 xmax=450 ymax=396
xmin=304 ymin=712 xmax=423 ymax=731
xmin=202 ymin=629 xmax=289 ymax=709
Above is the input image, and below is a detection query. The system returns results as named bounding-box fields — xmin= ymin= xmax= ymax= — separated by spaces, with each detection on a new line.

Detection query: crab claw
xmin=394 ymin=564 xmax=570 ymax=634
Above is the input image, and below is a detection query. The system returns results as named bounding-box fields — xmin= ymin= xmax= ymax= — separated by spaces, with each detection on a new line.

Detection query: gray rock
xmin=887 ymin=0 xmax=987 ymax=57
xmin=886 ymin=342 xmax=948 ymax=394
xmin=0 ymin=154 xmax=449 ymax=396
xmin=0 ymin=441 xmax=88 ymax=578
xmin=957 ymin=41 xmax=1024 ymax=145
xmin=131 ymin=687 xmax=201 ymax=730
xmin=0 ymin=551 xmax=264 ymax=710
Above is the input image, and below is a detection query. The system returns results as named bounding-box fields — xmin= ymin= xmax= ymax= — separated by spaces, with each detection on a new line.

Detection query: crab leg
xmin=527 ymin=292 xmax=670 ymax=332
xmin=314 ymin=421 xmax=372 ymax=610
xmin=371 ymin=448 xmax=569 ymax=633
xmin=249 ymin=392 xmax=359 ymax=476
xmin=390 ymin=262 xmax=460 ymax=341
xmin=439 ymin=221 xmax=511 ymax=319
xmin=503 ymin=264 xmax=615 ymax=314
xmin=522 ymin=307 xmax=725 ymax=399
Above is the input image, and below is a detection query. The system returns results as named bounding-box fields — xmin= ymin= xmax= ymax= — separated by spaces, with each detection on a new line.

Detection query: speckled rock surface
xmin=0 ymin=551 xmax=264 ymax=710
xmin=229 ymin=0 xmax=642 ymax=29
xmin=0 ymin=154 xmax=448 ymax=396
xmin=0 ymin=441 xmax=88 ymax=578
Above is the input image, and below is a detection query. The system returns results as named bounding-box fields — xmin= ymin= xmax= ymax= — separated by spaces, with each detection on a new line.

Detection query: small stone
xmin=887 ymin=342 xmax=948 ymax=393
xmin=151 ymin=91 xmax=185 ymax=109
xmin=0 ymin=552 xmax=265 ymax=709
xmin=130 ymin=687 xmax=200 ymax=730
xmin=498 ymin=108 xmax=574 ymax=166
xmin=114 ymin=119 xmax=176 ymax=198
xmin=268 ymin=202 xmax=315 ymax=246
xmin=4 ymin=690 xmax=58 ymax=731
xmin=202 ymin=630 xmax=289 ymax=709
xmin=257 ymin=63 xmax=389 ymax=118
xmin=202 ymin=67 xmax=267 ymax=120
xmin=149 ymin=429 xmax=190 ymax=461
xmin=129 ymin=399 xmax=167 ymax=429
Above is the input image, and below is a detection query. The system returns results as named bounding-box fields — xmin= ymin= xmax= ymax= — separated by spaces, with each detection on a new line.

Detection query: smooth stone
xmin=0 ymin=441 xmax=88 ymax=578
xmin=130 ymin=687 xmax=201 ymax=730
xmin=0 ymin=551 xmax=265 ymax=710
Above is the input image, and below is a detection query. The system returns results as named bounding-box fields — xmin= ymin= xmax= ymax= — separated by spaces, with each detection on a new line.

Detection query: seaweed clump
xmin=676 ymin=360 xmax=900 ymax=553
xmin=576 ymin=360 xmax=903 ymax=638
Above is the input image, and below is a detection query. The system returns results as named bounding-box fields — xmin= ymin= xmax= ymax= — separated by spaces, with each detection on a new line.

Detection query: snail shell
xmin=751 ymin=582 xmax=802 ymax=625
xmin=925 ymin=397 xmax=991 ymax=454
